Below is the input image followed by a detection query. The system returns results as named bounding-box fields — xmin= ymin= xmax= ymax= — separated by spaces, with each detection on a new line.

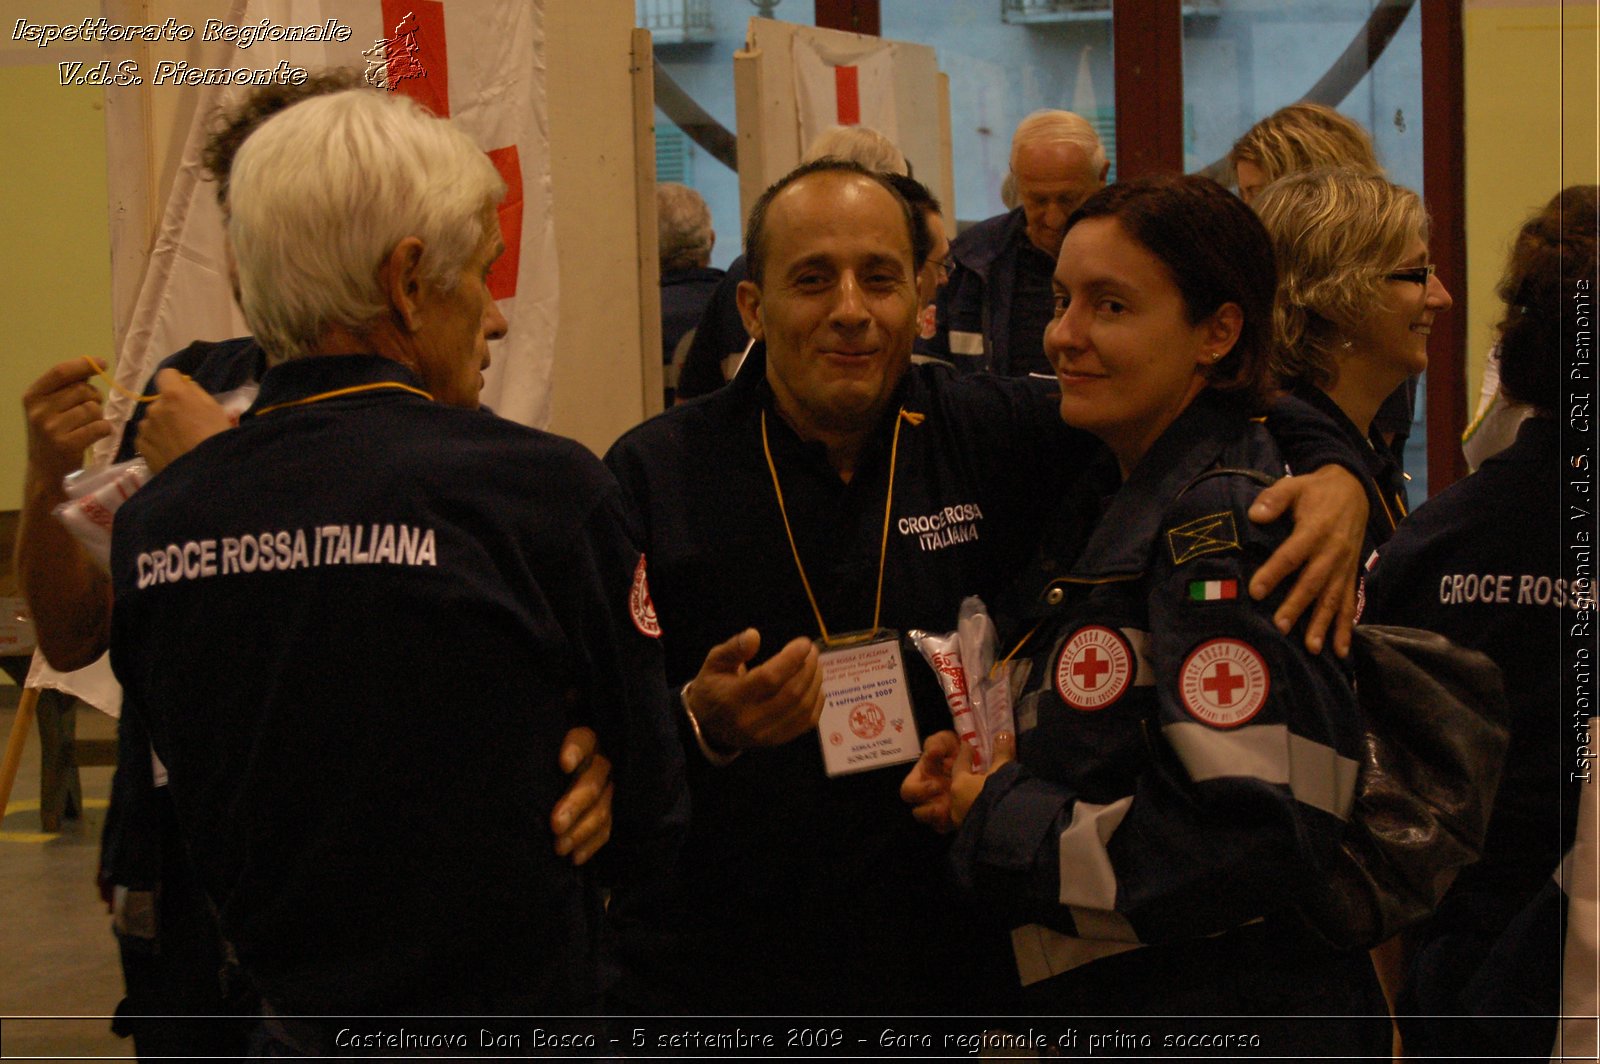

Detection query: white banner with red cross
xmin=31 ymin=0 xmax=554 ymax=712
xmin=792 ymin=32 xmax=898 ymax=151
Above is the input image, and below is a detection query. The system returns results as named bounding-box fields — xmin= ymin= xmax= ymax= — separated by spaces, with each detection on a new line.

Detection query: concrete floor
xmin=0 ymin=685 xmax=131 ymax=1060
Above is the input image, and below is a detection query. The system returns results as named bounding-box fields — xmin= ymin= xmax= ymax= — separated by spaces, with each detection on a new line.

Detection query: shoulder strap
xmin=1176 ymin=465 xmax=1278 ymax=500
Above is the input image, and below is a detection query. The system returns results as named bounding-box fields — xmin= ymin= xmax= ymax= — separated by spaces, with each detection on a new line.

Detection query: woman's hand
xmin=950 ymin=730 xmax=1015 ymax=828
xmin=901 ymin=731 xmax=959 ymax=832
xmin=1247 ymin=465 xmax=1367 ymax=657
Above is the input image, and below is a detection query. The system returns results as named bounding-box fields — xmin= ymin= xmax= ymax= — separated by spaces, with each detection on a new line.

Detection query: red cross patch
xmin=1054 ymin=625 xmax=1133 ymax=711
xmin=629 ymin=555 xmax=660 ymax=638
xmin=1179 ymin=638 xmax=1269 ymax=728
xmin=849 ymin=702 xmax=886 ymax=740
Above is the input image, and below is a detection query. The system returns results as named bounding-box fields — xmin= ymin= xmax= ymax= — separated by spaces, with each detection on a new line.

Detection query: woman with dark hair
xmin=919 ymin=175 xmax=1390 ymax=1047
xmin=1365 ymin=185 xmax=1598 ymax=1059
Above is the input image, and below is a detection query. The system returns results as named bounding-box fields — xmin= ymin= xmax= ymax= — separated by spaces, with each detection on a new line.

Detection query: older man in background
xmin=656 ymin=182 xmax=722 ymax=403
xmin=929 ymin=109 xmax=1108 ymax=377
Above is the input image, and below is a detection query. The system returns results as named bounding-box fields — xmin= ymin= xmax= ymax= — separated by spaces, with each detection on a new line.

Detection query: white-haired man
xmin=105 ymin=89 xmax=683 ymax=1044
xmin=928 ymin=109 xmax=1109 ymax=377
xmin=20 ymin=76 xmax=618 ymax=1056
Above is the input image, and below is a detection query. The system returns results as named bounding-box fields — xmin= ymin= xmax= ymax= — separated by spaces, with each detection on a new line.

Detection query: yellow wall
xmin=0 ymin=0 xmax=649 ymax=500
xmin=0 ymin=0 xmax=113 ymax=511
xmin=1464 ymin=0 xmax=1599 ymax=404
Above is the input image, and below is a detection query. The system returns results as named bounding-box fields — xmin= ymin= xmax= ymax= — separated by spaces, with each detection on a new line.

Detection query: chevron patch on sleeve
xmin=1166 ymin=511 xmax=1240 ymax=566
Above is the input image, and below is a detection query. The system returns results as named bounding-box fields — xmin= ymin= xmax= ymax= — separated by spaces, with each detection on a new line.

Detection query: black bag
xmin=1302 ymin=624 xmax=1511 ymax=949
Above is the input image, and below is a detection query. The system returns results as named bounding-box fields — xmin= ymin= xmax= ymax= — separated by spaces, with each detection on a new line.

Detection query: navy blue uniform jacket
xmin=1368 ymin=417 xmax=1582 ymax=1057
xmin=955 ymin=393 xmax=1383 ymax=1036
xmin=110 ymin=354 xmax=684 ymax=1017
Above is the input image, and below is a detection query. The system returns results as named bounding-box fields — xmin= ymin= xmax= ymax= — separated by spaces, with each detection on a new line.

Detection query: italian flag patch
xmin=1187 ymin=579 xmax=1238 ymax=602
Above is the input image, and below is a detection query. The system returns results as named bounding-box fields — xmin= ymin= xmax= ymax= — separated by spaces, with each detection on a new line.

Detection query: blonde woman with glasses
xmin=1254 ymin=167 xmax=1453 ymax=559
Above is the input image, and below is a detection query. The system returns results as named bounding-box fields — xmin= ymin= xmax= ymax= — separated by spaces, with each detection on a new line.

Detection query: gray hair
xmin=801 ymin=125 xmax=909 ymax=176
xmin=1009 ymin=109 xmax=1107 ymax=176
xmin=227 ymin=89 xmax=505 ymax=363
xmin=657 ymin=182 xmax=714 ymax=272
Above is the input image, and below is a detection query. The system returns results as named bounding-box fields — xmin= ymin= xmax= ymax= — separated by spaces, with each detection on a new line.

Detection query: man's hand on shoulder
xmin=1247 ymin=464 xmax=1367 ymax=657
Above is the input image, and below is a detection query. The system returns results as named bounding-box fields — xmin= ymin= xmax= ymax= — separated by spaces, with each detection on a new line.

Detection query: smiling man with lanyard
xmin=603 ymin=159 xmax=1369 ymax=1017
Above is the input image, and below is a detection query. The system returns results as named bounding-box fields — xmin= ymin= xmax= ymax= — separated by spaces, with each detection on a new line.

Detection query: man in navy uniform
xmin=20 ymin=77 xmax=620 ymax=1057
xmin=1367 ymin=185 xmax=1596 ymax=1058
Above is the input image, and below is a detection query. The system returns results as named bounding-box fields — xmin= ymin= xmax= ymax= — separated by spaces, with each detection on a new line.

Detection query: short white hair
xmin=228 ymin=89 xmax=505 ymax=363
xmin=801 ymin=125 xmax=909 ymax=175
xmin=1009 ymin=109 xmax=1107 ymax=177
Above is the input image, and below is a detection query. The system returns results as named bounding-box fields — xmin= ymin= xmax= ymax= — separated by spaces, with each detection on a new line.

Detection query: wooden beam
xmin=631 ymin=28 xmax=664 ymax=417
xmin=1113 ymin=0 xmax=1185 ymax=179
xmin=1420 ymin=0 xmax=1468 ymax=495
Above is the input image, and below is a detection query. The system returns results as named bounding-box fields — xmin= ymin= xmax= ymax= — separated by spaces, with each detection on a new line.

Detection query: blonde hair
xmin=1009 ymin=109 xmax=1107 ymax=176
xmin=1229 ymin=103 xmax=1380 ymax=186
xmin=1253 ymin=167 xmax=1427 ymax=389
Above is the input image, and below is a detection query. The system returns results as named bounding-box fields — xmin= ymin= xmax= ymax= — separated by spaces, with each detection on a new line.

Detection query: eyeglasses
xmin=1385 ymin=264 xmax=1437 ymax=285
xmin=926 ymin=257 xmax=952 ymax=282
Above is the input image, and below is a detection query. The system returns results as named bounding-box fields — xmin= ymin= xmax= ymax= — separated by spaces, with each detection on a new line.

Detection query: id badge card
xmin=816 ymin=628 xmax=921 ymax=778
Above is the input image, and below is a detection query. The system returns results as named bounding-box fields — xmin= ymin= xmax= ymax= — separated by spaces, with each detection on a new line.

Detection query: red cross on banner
xmin=486 ymin=147 xmax=523 ymax=301
xmin=382 ymin=0 xmax=448 ymax=116
xmin=834 ymin=66 xmax=860 ymax=126
xmin=794 ymin=35 xmax=899 ymax=151
xmin=377 ymin=0 xmax=518 ymax=301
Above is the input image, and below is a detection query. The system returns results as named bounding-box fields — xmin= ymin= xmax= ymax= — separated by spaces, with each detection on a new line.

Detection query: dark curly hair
xmin=1496 ymin=185 xmax=1599 ymax=414
xmin=201 ymin=68 xmax=366 ymax=207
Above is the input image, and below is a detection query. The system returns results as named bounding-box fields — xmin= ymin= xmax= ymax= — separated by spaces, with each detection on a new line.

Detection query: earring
xmin=1341 ymin=339 xmax=1353 ymax=349
xmin=1209 ymin=351 xmax=1223 ymax=363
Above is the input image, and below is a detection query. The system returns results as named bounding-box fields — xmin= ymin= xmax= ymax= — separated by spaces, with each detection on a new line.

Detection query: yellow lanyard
xmin=86 ymin=356 xmax=186 ymax=403
xmin=1375 ymin=488 xmax=1407 ymax=532
xmin=760 ymin=406 xmax=922 ymax=646
xmin=253 ymin=381 xmax=434 ymax=417
xmin=1367 ymin=439 xmax=1410 ymax=532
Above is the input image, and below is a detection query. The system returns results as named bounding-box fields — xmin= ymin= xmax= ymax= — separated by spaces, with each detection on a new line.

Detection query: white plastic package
xmin=910 ymin=595 xmax=1017 ymax=770
xmin=50 ymin=379 xmax=260 ymax=571
xmin=54 ymin=458 xmax=150 ymax=571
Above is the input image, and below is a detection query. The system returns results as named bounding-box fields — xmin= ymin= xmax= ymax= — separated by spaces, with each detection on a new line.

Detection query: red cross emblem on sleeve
xmin=1179 ymin=639 xmax=1269 ymax=728
xmin=1054 ymin=625 xmax=1133 ymax=711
